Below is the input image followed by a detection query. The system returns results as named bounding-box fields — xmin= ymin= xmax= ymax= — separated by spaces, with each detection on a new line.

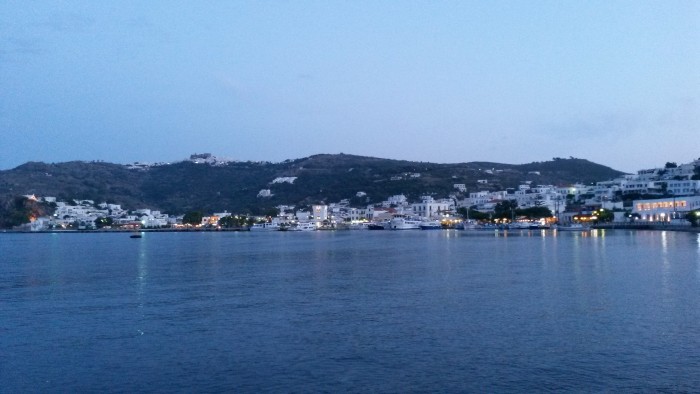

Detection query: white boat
xmin=250 ymin=222 xmax=281 ymax=231
xmin=460 ymin=220 xmax=479 ymax=230
xmin=509 ymin=222 xmax=532 ymax=229
xmin=295 ymin=222 xmax=317 ymax=231
xmin=556 ymin=223 xmax=588 ymax=231
xmin=419 ymin=220 xmax=442 ymax=230
xmin=389 ymin=216 xmax=421 ymax=230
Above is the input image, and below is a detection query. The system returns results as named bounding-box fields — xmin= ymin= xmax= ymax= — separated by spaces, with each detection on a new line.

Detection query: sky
xmin=0 ymin=1 xmax=698 ymax=173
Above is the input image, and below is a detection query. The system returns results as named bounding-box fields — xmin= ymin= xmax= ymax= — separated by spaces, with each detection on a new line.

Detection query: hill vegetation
xmin=0 ymin=154 xmax=624 ymax=216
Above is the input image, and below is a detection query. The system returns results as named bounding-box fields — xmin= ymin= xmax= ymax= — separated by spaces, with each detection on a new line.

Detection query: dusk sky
xmin=1 ymin=1 xmax=698 ymax=173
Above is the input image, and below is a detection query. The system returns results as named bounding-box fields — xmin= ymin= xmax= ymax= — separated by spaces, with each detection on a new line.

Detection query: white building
xmin=412 ymin=196 xmax=453 ymax=219
xmin=632 ymin=196 xmax=700 ymax=222
xmin=383 ymin=194 xmax=408 ymax=207
xmin=312 ymin=205 xmax=328 ymax=222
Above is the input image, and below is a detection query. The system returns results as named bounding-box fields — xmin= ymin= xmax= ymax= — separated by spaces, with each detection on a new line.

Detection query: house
xmin=257 ymin=189 xmax=272 ymax=198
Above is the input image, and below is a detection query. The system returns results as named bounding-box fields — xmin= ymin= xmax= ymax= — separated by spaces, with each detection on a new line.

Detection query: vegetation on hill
xmin=0 ymin=154 xmax=625 ymax=219
xmin=0 ymin=196 xmax=54 ymax=228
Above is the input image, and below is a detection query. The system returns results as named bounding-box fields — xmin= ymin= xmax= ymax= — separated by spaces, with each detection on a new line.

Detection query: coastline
xmin=0 ymin=227 xmax=251 ymax=234
xmin=3 ymin=225 xmax=699 ymax=234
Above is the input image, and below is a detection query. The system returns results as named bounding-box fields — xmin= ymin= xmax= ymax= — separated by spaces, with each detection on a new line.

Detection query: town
xmin=13 ymin=158 xmax=700 ymax=232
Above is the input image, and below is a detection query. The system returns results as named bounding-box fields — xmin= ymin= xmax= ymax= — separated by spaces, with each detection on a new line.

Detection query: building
xmin=632 ymin=196 xmax=700 ymax=222
xmin=312 ymin=205 xmax=328 ymax=222
xmin=412 ymin=196 xmax=453 ymax=219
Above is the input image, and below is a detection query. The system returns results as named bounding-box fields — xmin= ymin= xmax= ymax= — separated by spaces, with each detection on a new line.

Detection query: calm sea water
xmin=2 ymin=230 xmax=700 ymax=392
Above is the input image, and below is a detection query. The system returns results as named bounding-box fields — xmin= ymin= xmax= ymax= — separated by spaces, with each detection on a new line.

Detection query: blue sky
xmin=1 ymin=1 xmax=698 ymax=173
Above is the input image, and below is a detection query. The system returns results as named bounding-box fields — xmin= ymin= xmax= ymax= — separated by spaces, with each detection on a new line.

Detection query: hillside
xmin=0 ymin=154 xmax=625 ymax=214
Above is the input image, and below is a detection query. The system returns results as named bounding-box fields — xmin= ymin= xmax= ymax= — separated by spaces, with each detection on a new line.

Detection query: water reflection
xmin=136 ymin=236 xmax=149 ymax=337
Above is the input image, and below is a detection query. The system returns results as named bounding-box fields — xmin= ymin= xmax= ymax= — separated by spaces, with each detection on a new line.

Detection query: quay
xmin=593 ymin=223 xmax=700 ymax=233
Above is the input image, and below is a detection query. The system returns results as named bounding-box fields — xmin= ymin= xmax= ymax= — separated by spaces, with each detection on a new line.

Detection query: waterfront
xmin=2 ymin=230 xmax=700 ymax=392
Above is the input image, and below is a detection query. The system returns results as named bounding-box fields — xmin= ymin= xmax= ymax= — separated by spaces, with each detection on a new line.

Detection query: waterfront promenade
xmin=593 ymin=222 xmax=700 ymax=233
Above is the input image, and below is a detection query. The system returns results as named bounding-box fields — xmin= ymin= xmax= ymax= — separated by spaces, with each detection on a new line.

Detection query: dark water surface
xmin=2 ymin=230 xmax=700 ymax=392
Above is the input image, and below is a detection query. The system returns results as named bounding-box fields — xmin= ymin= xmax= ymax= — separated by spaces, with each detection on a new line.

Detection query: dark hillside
xmin=0 ymin=155 xmax=625 ymax=215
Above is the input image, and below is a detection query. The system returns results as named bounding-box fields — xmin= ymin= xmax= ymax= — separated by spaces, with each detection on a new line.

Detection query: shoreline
xmin=0 ymin=227 xmax=251 ymax=234
xmin=2 ymin=225 xmax=699 ymax=234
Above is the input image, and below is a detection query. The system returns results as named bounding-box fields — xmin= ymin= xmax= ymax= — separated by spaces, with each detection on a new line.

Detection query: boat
xmin=556 ymin=223 xmax=588 ymax=231
xmin=389 ymin=215 xmax=421 ymax=230
xmin=250 ymin=222 xmax=281 ymax=231
xmin=419 ymin=220 xmax=442 ymax=230
xmin=368 ymin=222 xmax=387 ymax=230
xmin=129 ymin=233 xmax=142 ymax=238
xmin=295 ymin=222 xmax=317 ymax=231
xmin=460 ymin=220 xmax=479 ymax=230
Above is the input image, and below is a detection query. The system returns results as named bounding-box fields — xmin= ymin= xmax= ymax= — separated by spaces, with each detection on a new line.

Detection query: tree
xmin=0 ymin=196 xmax=53 ymax=229
xmin=94 ymin=217 xmax=113 ymax=228
xmin=261 ymin=207 xmax=280 ymax=217
xmin=594 ymin=208 xmax=614 ymax=223
xmin=517 ymin=207 xmax=552 ymax=219
xmin=182 ymin=211 xmax=203 ymax=226
xmin=494 ymin=200 xmax=518 ymax=219
xmin=686 ymin=210 xmax=700 ymax=227
xmin=665 ymin=162 xmax=678 ymax=169
xmin=456 ymin=207 xmax=489 ymax=221
xmin=219 ymin=215 xmax=251 ymax=228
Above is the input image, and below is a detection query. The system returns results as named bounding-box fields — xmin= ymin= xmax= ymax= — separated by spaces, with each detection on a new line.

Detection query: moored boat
xmin=556 ymin=223 xmax=588 ymax=231
xmin=250 ymin=222 xmax=281 ymax=231
xmin=368 ymin=223 xmax=387 ymax=230
xmin=295 ymin=222 xmax=316 ymax=231
xmin=389 ymin=215 xmax=421 ymax=230
xmin=419 ymin=220 xmax=442 ymax=230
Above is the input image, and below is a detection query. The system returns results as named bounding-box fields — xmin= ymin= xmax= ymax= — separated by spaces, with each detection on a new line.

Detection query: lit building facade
xmin=632 ymin=196 xmax=700 ymax=222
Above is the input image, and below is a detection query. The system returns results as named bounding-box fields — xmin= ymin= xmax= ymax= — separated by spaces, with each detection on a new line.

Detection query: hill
xmin=0 ymin=154 xmax=625 ymax=214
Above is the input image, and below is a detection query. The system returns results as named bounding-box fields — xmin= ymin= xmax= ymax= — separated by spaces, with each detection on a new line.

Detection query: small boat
xmin=460 ymin=220 xmax=479 ymax=230
xmin=294 ymin=222 xmax=317 ymax=231
xmin=250 ymin=223 xmax=281 ymax=231
xmin=130 ymin=232 xmax=142 ymax=238
xmin=419 ymin=220 xmax=442 ymax=230
xmin=556 ymin=223 xmax=588 ymax=231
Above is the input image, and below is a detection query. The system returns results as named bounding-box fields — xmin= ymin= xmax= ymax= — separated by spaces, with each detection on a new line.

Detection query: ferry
xmin=389 ymin=215 xmax=421 ymax=230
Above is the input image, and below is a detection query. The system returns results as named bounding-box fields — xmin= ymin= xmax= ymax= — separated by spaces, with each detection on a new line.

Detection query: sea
xmin=2 ymin=229 xmax=700 ymax=392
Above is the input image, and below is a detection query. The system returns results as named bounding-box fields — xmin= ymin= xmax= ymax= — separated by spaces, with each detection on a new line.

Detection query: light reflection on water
xmin=1 ymin=230 xmax=700 ymax=392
